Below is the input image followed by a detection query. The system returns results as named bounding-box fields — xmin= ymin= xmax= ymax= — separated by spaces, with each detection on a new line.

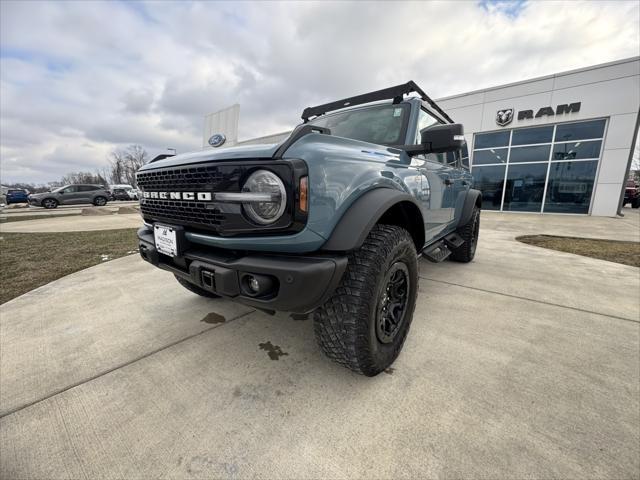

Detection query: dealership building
xmin=204 ymin=57 xmax=639 ymax=216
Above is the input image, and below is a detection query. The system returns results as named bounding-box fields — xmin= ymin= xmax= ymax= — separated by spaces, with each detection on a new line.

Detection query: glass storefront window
xmin=471 ymin=118 xmax=605 ymax=214
xmin=554 ymin=119 xmax=606 ymax=142
xmin=544 ymin=161 xmax=598 ymax=214
xmin=471 ymin=165 xmax=506 ymax=210
xmin=509 ymin=145 xmax=551 ymax=163
xmin=511 ymin=126 xmax=553 ymax=145
xmin=472 ymin=148 xmax=508 ymax=165
xmin=552 ymin=140 xmax=601 ymax=160
xmin=474 ymin=131 xmax=510 ymax=149
xmin=503 ymin=164 xmax=548 ymax=212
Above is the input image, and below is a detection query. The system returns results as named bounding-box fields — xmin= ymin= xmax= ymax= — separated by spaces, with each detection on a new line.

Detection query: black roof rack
xmin=301 ymin=80 xmax=454 ymax=124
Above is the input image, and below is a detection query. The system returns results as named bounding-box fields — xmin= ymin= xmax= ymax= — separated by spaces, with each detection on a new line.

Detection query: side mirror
xmin=420 ymin=123 xmax=465 ymax=153
xmin=403 ymin=123 xmax=465 ymax=157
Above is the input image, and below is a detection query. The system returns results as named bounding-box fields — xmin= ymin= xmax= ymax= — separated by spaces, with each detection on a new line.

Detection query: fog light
xmin=240 ymin=273 xmax=277 ymax=297
xmin=248 ymin=276 xmax=260 ymax=293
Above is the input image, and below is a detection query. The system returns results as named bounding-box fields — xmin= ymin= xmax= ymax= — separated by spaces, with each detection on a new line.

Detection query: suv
xmin=136 ymin=82 xmax=481 ymax=376
xmin=29 ymin=184 xmax=110 ymax=209
xmin=112 ymin=188 xmax=133 ymax=201
xmin=6 ymin=189 xmax=29 ymax=204
xmin=623 ymin=178 xmax=639 ymax=208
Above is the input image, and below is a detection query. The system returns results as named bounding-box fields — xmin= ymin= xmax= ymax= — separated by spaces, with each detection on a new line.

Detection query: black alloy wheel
xmin=376 ymin=262 xmax=410 ymax=344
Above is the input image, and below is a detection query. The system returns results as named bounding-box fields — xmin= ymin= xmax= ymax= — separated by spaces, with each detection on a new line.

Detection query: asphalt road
xmin=0 ymin=210 xmax=638 ymax=479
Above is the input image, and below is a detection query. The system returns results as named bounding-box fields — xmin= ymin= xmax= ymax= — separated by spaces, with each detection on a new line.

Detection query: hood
xmin=138 ymin=143 xmax=280 ymax=171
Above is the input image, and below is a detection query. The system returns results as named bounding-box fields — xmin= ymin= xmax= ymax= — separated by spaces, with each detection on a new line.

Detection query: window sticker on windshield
xmin=393 ymin=108 xmax=402 ymax=117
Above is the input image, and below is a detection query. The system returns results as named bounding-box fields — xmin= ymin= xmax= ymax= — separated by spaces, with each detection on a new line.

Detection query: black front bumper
xmin=137 ymin=227 xmax=347 ymax=313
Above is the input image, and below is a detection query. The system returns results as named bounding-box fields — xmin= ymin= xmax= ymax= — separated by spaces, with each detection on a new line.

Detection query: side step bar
xmin=421 ymin=232 xmax=465 ymax=263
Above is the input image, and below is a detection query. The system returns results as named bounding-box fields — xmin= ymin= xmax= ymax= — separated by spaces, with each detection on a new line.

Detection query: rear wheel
xmin=93 ymin=196 xmax=107 ymax=206
xmin=632 ymin=198 xmax=640 ymax=209
xmin=450 ymin=205 xmax=480 ymax=263
xmin=42 ymin=198 xmax=58 ymax=209
xmin=314 ymin=224 xmax=418 ymax=376
xmin=174 ymin=275 xmax=220 ymax=298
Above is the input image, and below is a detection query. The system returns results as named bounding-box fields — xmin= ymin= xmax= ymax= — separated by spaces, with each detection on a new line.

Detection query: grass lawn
xmin=0 ymin=213 xmax=80 ymax=223
xmin=517 ymin=235 xmax=640 ymax=268
xmin=0 ymin=228 xmax=139 ymax=305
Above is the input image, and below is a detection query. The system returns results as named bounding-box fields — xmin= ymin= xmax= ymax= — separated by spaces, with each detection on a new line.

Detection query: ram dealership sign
xmin=496 ymin=102 xmax=581 ymax=127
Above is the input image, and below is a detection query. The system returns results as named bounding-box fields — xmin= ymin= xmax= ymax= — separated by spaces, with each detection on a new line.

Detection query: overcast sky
xmin=1 ymin=0 xmax=639 ymax=184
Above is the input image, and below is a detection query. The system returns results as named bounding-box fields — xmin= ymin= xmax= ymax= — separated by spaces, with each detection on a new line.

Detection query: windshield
xmin=309 ymin=104 xmax=408 ymax=146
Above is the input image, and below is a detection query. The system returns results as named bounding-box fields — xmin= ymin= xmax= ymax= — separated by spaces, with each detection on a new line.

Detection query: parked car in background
xmin=623 ymin=178 xmax=639 ymax=208
xmin=6 ymin=189 xmax=30 ymax=204
xmin=28 ymin=184 xmax=110 ymax=209
xmin=127 ymin=188 xmax=139 ymax=200
xmin=112 ymin=188 xmax=132 ymax=201
xmin=108 ymin=184 xmax=136 ymax=201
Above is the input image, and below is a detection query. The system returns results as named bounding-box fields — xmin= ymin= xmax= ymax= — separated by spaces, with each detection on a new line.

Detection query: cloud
xmin=1 ymin=0 xmax=639 ymax=184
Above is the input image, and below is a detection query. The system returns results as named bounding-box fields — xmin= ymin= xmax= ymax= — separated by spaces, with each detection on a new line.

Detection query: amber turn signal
xmin=299 ymin=176 xmax=308 ymax=213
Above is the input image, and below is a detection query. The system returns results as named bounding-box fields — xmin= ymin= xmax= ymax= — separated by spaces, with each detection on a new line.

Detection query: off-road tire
xmin=42 ymin=198 xmax=58 ymax=209
xmin=313 ymin=224 xmax=418 ymax=376
xmin=93 ymin=196 xmax=108 ymax=206
xmin=174 ymin=275 xmax=220 ymax=298
xmin=450 ymin=205 xmax=480 ymax=263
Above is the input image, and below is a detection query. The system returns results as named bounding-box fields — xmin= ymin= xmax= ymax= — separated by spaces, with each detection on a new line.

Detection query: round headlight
xmin=242 ymin=170 xmax=287 ymax=225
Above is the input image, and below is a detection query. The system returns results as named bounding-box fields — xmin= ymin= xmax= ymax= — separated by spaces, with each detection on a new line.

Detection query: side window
xmin=425 ymin=152 xmax=446 ymax=164
xmin=461 ymin=143 xmax=470 ymax=169
xmin=79 ymin=185 xmax=97 ymax=192
xmin=63 ymin=186 xmax=78 ymax=193
xmin=415 ymin=109 xmax=439 ymax=144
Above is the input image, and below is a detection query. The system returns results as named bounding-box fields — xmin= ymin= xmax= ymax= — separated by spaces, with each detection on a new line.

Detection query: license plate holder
xmin=154 ymin=224 xmax=184 ymax=257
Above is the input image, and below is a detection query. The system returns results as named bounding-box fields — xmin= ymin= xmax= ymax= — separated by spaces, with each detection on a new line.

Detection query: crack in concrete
xmin=0 ymin=309 xmax=255 ymax=420
xmin=420 ymin=276 xmax=639 ymax=324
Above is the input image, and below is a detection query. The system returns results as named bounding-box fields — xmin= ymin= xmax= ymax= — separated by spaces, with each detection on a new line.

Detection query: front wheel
xmin=42 ymin=198 xmax=58 ymax=209
xmin=314 ymin=224 xmax=418 ymax=376
xmin=450 ymin=205 xmax=480 ymax=263
xmin=93 ymin=196 xmax=107 ymax=206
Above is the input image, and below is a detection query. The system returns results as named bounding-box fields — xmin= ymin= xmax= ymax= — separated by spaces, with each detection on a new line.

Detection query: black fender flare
xmin=457 ymin=189 xmax=482 ymax=227
xmin=321 ymin=188 xmax=424 ymax=252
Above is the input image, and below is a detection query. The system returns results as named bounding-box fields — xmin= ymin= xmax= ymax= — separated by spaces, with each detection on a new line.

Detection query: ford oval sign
xmin=208 ymin=133 xmax=226 ymax=148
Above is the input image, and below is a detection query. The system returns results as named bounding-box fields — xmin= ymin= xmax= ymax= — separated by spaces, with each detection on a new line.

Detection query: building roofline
xmin=436 ymin=56 xmax=640 ymax=102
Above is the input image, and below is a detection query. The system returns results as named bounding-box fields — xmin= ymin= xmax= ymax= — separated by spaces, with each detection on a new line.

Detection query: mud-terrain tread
xmin=174 ymin=275 xmax=220 ymax=298
xmin=313 ymin=224 xmax=417 ymax=376
xmin=450 ymin=206 xmax=480 ymax=263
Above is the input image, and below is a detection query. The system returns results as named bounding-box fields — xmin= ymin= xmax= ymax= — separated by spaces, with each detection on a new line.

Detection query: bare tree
xmin=108 ymin=144 xmax=148 ymax=186
xmin=60 ymin=171 xmax=107 ymax=185
xmin=108 ymin=149 xmax=126 ymax=185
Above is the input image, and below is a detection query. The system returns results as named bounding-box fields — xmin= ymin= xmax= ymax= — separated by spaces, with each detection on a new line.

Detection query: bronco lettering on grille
xmin=142 ymin=191 xmax=214 ymax=201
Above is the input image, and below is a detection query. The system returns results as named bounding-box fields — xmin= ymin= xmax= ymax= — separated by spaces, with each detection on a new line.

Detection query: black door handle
xmin=444 ymin=178 xmax=453 ymax=186
xmin=462 ymin=180 xmax=468 ymax=186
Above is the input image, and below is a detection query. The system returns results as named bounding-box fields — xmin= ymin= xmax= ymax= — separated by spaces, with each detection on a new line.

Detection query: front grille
xmin=137 ymin=164 xmax=233 ymax=191
xmin=141 ymin=199 xmax=225 ymax=228
xmin=136 ymin=160 xmax=301 ymax=236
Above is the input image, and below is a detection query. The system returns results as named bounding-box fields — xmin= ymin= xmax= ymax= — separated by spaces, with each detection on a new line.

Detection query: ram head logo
xmin=496 ymin=108 xmax=514 ymax=127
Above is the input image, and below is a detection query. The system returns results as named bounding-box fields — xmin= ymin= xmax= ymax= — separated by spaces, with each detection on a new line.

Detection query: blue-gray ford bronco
xmin=137 ymin=81 xmax=481 ymax=376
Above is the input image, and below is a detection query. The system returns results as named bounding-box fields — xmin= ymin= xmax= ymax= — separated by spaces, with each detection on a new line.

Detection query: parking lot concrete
xmin=0 ymin=201 xmax=139 ymax=218
xmin=0 ymin=213 xmax=141 ymax=233
xmin=1 ymin=212 xmax=638 ymax=479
